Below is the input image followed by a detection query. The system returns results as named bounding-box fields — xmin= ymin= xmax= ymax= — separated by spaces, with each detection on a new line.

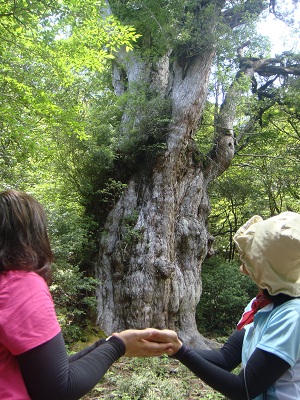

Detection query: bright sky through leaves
xmin=257 ymin=6 xmax=300 ymax=55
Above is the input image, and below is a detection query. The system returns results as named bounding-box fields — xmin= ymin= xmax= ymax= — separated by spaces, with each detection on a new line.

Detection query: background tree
xmin=87 ymin=0 xmax=300 ymax=347
xmin=0 ymin=0 xmax=140 ymax=187
xmin=208 ymin=58 xmax=300 ymax=259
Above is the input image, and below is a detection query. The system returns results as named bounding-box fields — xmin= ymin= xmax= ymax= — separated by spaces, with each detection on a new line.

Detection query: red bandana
xmin=237 ymin=292 xmax=272 ymax=330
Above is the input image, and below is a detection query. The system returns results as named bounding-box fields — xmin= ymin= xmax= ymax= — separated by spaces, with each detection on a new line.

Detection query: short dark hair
xmin=0 ymin=190 xmax=53 ymax=284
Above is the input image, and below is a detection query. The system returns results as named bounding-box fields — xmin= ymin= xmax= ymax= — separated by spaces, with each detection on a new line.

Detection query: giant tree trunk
xmin=95 ymin=1 xmax=274 ymax=347
xmin=96 ymin=45 xmax=235 ymax=347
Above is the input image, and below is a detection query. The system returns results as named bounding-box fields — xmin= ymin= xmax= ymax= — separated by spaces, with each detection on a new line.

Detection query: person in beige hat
xmin=152 ymin=211 xmax=300 ymax=399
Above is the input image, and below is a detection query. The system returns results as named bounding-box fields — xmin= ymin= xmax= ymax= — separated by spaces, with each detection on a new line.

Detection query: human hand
xmin=111 ymin=329 xmax=174 ymax=357
xmin=144 ymin=329 xmax=182 ymax=355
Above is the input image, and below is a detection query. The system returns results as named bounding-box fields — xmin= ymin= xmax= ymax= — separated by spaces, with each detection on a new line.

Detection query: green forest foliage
xmin=1 ymin=1 xmax=300 ymax=342
xmin=207 ymin=74 xmax=300 ymax=260
xmin=0 ymin=0 xmax=140 ymax=342
xmin=197 ymin=257 xmax=257 ymax=336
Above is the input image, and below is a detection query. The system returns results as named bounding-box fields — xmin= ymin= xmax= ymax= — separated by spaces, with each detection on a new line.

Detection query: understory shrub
xmin=50 ymin=263 xmax=98 ymax=344
xmin=197 ymin=257 xmax=257 ymax=336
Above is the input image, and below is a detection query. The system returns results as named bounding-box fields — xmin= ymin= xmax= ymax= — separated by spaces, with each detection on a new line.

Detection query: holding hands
xmin=146 ymin=328 xmax=183 ymax=355
xmin=111 ymin=328 xmax=182 ymax=357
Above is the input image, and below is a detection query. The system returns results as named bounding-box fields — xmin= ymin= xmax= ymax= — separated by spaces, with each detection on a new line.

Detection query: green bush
xmin=197 ymin=257 xmax=257 ymax=336
xmin=44 ymin=201 xmax=98 ymax=344
xmin=50 ymin=263 xmax=98 ymax=344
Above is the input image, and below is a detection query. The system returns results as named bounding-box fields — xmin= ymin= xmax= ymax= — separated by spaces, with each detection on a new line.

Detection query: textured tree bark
xmin=95 ymin=1 xmax=271 ymax=347
xmin=96 ymin=45 xmax=233 ymax=347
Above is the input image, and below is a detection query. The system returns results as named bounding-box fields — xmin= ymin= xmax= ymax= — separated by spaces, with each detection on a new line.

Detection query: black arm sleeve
xmin=17 ymin=332 xmax=125 ymax=400
xmin=174 ymin=341 xmax=290 ymax=399
xmin=68 ymin=338 xmax=106 ymax=362
xmin=192 ymin=329 xmax=244 ymax=371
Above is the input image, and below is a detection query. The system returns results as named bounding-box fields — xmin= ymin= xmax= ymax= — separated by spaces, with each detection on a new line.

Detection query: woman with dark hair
xmin=0 ymin=190 xmax=173 ymax=400
xmin=0 ymin=190 xmax=53 ymax=282
xmin=153 ymin=212 xmax=300 ymax=399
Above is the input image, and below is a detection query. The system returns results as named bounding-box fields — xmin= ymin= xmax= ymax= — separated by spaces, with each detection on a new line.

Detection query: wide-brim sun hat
xmin=233 ymin=211 xmax=300 ymax=297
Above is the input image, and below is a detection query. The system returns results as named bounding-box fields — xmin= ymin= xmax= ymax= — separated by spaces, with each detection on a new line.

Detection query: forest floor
xmin=81 ymin=355 xmax=227 ymax=400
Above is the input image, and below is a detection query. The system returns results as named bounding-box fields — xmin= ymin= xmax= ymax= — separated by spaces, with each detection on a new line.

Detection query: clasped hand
xmin=112 ymin=328 xmax=182 ymax=357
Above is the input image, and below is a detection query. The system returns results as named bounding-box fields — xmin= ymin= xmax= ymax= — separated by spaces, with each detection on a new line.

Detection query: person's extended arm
xmin=17 ymin=332 xmax=124 ymax=400
xmin=175 ymin=343 xmax=289 ymax=399
xmin=191 ymin=329 xmax=244 ymax=371
xmin=152 ymin=329 xmax=290 ymax=400
xmin=68 ymin=338 xmax=106 ymax=362
xmin=17 ymin=329 xmax=173 ymax=400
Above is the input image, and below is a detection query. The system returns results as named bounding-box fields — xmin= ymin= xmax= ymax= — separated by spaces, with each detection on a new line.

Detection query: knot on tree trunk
xmin=205 ymin=134 xmax=235 ymax=180
xmin=154 ymin=258 xmax=176 ymax=278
